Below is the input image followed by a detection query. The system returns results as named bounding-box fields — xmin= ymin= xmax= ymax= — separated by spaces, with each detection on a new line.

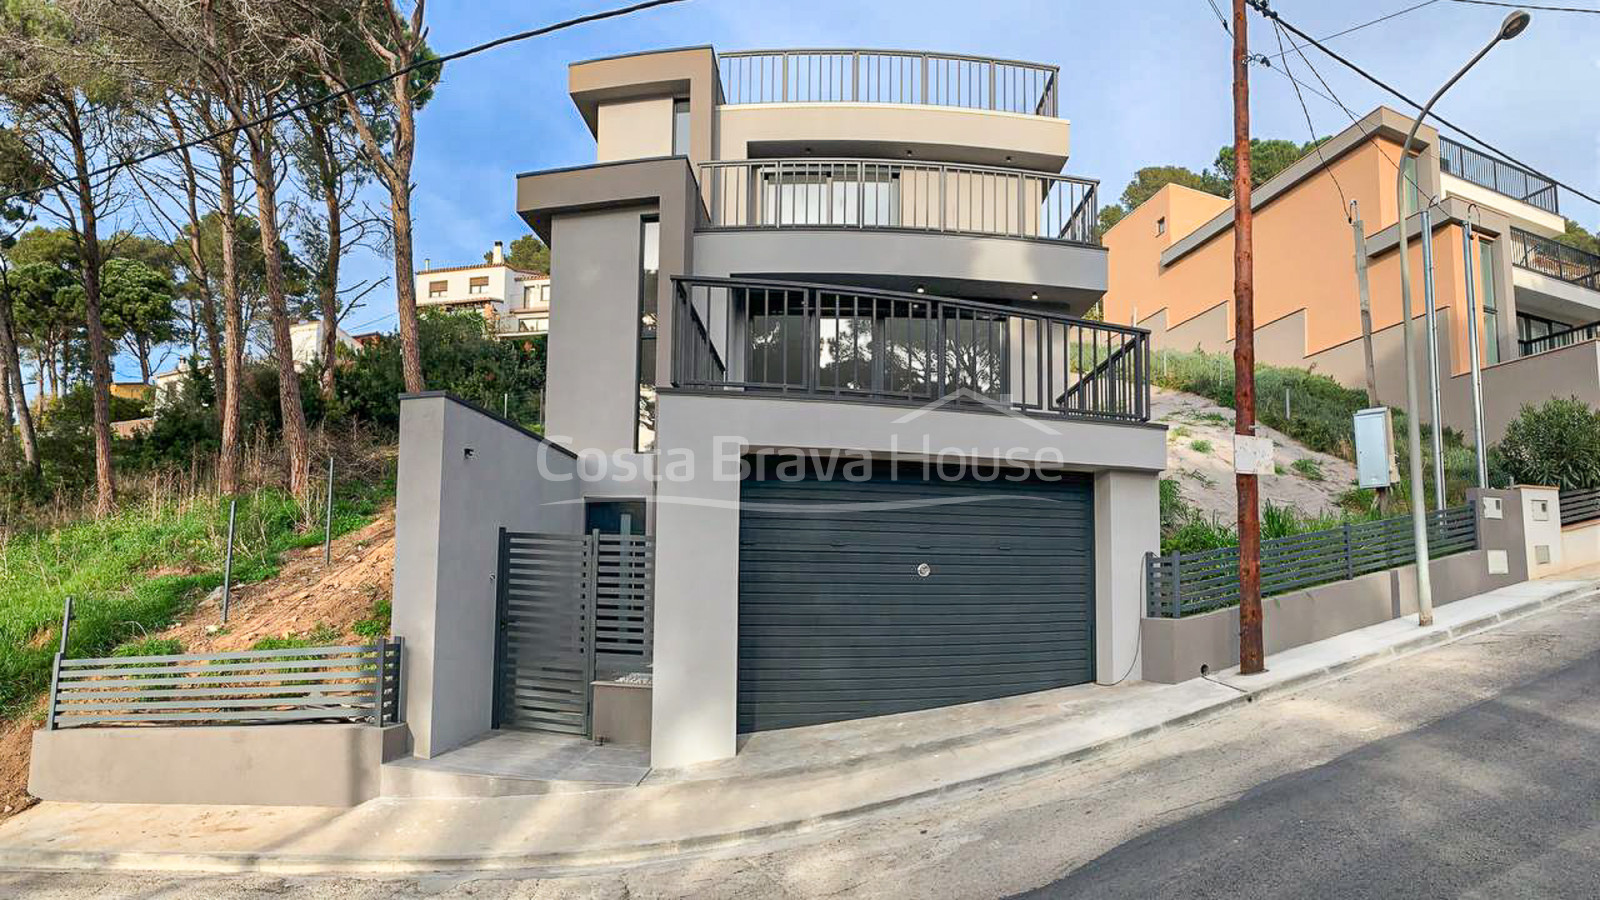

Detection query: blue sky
xmin=139 ymin=0 xmax=1600 ymax=365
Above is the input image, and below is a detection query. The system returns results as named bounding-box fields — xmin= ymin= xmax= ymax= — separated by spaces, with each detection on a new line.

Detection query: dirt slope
xmin=0 ymin=505 xmax=396 ymax=822
xmin=1155 ymin=387 xmax=1359 ymax=521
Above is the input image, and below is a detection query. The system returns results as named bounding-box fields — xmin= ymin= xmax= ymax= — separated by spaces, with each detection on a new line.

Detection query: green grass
xmin=352 ymin=599 xmax=392 ymax=640
xmin=0 ymin=473 xmax=393 ymax=719
xmin=1189 ymin=439 xmax=1214 ymax=454
xmin=1291 ymin=458 xmax=1325 ymax=481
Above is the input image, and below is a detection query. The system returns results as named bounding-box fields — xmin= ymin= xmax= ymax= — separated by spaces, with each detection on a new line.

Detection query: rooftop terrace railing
xmin=717 ymin=49 xmax=1059 ymax=117
xmin=700 ymin=158 xmax=1100 ymax=247
xmin=1440 ymin=137 xmax=1559 ymax=215
xmin=670 ymin=276 xmax=1150 ymax=424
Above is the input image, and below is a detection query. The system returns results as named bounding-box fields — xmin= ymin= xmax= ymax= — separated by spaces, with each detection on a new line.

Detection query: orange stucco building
xmin=1103 ymin=107 xmax=1600 ymax=444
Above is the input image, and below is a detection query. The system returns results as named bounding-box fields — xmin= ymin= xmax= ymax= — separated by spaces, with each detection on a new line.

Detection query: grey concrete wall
xmin=650 ymin=390 xmax=1166 ymax=768
xmin=29 ymin=724 xmax=405 ymax=807
xmin=547 ymin=206 xmax=657 ymax=454
xmin=393 ymin=393 xmax=583 ymax=758
xmin=1141 ymin=488 xmax=1527 ymax=684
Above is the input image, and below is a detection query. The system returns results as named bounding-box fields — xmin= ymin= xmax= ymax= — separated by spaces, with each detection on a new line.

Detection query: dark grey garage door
xmin=737 ymin=458 xmax=1095 ymax=733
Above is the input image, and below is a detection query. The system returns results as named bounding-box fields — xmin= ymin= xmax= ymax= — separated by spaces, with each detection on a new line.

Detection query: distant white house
xmin=152 ymin=319 xmax=356 ymax=406
xmin=417 ymin=241 xmax=550 ymax=339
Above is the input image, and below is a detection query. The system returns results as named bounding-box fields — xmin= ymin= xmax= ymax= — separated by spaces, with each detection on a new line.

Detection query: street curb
xmin=2 ymin=583 xmax=1595 ymax=877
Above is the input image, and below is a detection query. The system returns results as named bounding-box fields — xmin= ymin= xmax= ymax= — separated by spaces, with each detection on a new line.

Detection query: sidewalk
xmin=1 ymin=575 xmax=1594 ymax=876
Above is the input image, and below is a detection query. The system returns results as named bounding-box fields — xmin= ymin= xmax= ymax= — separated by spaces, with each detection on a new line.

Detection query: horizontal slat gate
xmin=495 ymin=528 xmax=655 ymax=736
xmin=737 ymin=460 xmax=1095 ymax=733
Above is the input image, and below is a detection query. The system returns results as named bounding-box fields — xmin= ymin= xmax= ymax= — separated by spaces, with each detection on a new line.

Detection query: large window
xmin=1478 ymin=239 xmax=1500 ymax=364
xmin=1402 ymin=154 xmax=1421 ymax=216
xmin=671 ymin=99 xmax=690 ymax=156
xmin=468 ymin=276 xmax=489 ymax=295
xmin=760 ymin=164 xmax=899 ymax=227
xmin=637 ymin=218 xmax=659 ymax=451
xmin=427 ymin=280 xmax=447 ymax=299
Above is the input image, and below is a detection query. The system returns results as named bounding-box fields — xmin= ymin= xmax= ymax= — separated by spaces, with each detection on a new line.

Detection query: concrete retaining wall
xmin=1141 ymin=488 xmax=1528 ymax=684
xmin=29 ymin=724 xmax=406 ymax=807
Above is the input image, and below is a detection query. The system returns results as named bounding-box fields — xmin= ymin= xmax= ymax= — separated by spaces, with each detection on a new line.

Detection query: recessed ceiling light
xmin=1030 ymin=292 xmax=1039 ymax=301
xmin=915 ymin=285 xmax=926 ymax=294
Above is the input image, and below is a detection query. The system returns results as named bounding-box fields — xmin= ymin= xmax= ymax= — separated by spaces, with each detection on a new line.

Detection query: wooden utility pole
xmin=1232 ymin=0 xmax=1264 ymax=675
xmin=1349 ymin=200 xmax=1381 ymax=407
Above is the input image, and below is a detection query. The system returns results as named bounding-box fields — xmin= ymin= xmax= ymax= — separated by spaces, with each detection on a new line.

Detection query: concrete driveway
xmin=5 ymin=591 xmax=1600 ymax=899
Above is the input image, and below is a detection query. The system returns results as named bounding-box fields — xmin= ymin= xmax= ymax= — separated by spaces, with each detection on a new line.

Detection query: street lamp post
xmin=1395 ymin=9 xmax=1530 ymax=627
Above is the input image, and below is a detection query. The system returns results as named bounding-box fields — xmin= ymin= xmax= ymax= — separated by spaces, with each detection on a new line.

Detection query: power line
xmin=1206 ymin=0 xmax=1233 ymax=34
xmin=1269 ymin=18 xmax=1350 ymax=218
xmin=0 ymin=0 xmax=691 ymax=205
xmin=1262 ymin=0 xmax=1442 ymax=61
xmin=1248 ymin=0 xmax=1600 ymax=209
xmin=1449 ymin=0 xmax=1600 ymax=12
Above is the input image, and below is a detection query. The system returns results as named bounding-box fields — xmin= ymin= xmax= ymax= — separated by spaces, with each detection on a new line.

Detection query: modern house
xmin=417 ymin=242 xmax=551 ymax=338
xmin=394 ymin=45 xmax=1166 ymax=770
xmin=1101 ymin=105 xmax=1600 ymax=443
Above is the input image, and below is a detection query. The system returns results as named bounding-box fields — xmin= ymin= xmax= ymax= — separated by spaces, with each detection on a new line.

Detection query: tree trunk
xmin=165 ymin=99 xmax=224 ymax=407
xmin=391 ymin=174 xmax=423 ymax=393
xmin=216 ymin=153 xmax=245 ymax=495
xmin=244 ymin=123 xmax=310 ymax=501
xmin=0 ymin=276 xmax=36 ymax=471
xmin=67 ymin=100 xmax=116 ymax=516
xmin=310 ymin=114 xmax=341 ymax=402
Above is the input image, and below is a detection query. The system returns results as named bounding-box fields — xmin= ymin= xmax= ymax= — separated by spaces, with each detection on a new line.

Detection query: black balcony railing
xmin=700 ymin=158 xmax=1100 ymax=247
xmin=1519 ymin=319 xmax=1600 ymax=357
xmin=1440 ymin=137 xmax=1559 ymax=215
xmin=670 ymin=276 xmax=1150 ymax=423
xmin=717 ymin=49 xmax=1058 ymax=117
xmin=1511 ymin=227 xmax=1600 ymax=292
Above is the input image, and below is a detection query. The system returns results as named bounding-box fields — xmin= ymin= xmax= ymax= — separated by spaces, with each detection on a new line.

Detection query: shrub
xmin=352 ymin=599 xmax=392 ymax=640
xmin=1291 ymin=458 xmax=1324 ymax=481
xmin=1189 ymin=439 xmax=1213 ymax=454
xmin=112 ymin=637 xmax=185 ymax=657
xmin=1496 ymin=396 xmax=1600 ymax=490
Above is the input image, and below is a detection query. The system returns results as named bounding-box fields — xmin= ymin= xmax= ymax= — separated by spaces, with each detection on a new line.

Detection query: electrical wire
xmin=1269 ymin=18 xmax=1351 ymax=218
xmin=1261 ymin=0 xmax=1442 ymax=61
xmin=1449 ymin=0 xmax=1600 ymax=12
xmin=0 ymin=0 xmax=691 ymax=205
xmin=1248 ymin=0 xmax=1600 ymax=209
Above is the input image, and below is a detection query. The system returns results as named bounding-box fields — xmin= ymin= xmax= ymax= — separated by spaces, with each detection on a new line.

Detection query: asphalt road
xmin=5 ymin=592 xmax=1600 ymax=900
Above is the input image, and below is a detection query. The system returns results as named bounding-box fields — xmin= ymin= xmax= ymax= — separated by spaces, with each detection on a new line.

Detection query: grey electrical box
xmin=1354 ymin=407 xmax=1399 ymax=489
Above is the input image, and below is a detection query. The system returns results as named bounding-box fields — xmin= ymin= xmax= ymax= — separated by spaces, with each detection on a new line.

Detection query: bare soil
xmin=0 ymin=505 xmax=397 ymax=823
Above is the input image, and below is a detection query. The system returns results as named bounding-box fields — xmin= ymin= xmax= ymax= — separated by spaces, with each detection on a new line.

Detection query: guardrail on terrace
xmin=1510 ymin=227 xmax=1600 ymax=292
xmin=701 ymin=159 xmax=1100 ymax=247
xmin=1560 ymin=487 xmax=1600 ymax=527
xmin=47 ymin=628 xmax=403 ymax=729
xmin=1145 ymin=506 xmax=1477 ymax=619
xmin=1440 ymin=137 xmax=1559 ymax=215
xmin=717 ymin=49 xmax=1058 ymax=117
xmin=671 ymin=276 xmax=1150 ymax=423
xmin=1519 ymin=319 xmax=1600 ymax=357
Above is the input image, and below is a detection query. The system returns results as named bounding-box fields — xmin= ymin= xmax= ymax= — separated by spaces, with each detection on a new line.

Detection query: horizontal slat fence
xmin=49 ymin=640 xmax=403 ymax=729
xmin=1559 ymin=487 xmax=1600 ymax=527
xmin=1147 ymin=506 xmax=1477 ymax=618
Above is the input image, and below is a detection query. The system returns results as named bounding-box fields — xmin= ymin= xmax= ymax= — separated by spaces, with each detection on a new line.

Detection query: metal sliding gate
xmin=493 ymin=526 xmax=654 ymax=736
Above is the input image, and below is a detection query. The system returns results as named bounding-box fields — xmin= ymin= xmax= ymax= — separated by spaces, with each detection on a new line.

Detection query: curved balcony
xmin=717 ymin=49 xmax=1058 ymax=117
xmin=699 ymin=158 xmax=1099 ymax=246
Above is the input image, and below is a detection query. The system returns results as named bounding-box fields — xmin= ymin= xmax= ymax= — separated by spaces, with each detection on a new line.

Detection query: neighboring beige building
xmin=417 ymin=241 xmax=550 ymax=338
xmin=151 ymin=320 xmax=357 ymax=406
xmin=1102 ymin=106 xmax=1600 ymax=444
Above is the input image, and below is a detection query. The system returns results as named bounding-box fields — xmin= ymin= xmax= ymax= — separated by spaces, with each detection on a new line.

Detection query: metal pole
xmin=1285 ymin=386 xmax=1291 ymax=420
xmin=1232 ymin=0 xmax=1264 ymax=675
xmin=502 ymin=392 xmax=508 ymax=418
xmin=1350 ymin=200 xmax=1381 ymax=406
xmin=1391 ymin=11 xmax=1529 ymax=627
xmin=1420 ymin=207 xmax=1447 ymax=510
xmin=221 ymin=498 xmax=237 ymax=624
xmin=323 ymin=456 xmax=335 ymax=566
xmin=1462 ymin=212 xmax=1490 ymax=488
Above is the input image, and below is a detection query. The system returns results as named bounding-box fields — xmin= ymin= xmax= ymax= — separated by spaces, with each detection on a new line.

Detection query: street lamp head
xmin=1499 ymin=10 xmax=1531 ymax=40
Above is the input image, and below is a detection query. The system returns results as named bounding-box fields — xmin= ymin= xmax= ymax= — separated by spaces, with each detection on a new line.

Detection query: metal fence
xmin=1519 ymin=319 xmax=1600 ymax=357
xmin=700 ymin=158 xmax=1099 ymax=247
xmin=1440 ymin=137 xmax=1559 ymax=215
xmin=1510 ymin=227 xmax=1600 ymax=294
xmin=48 ymin=639 xmax=402 ymax=729
xmin=717 ymin=49 xmax=1059 ymax=116
xmin=1146 ymin=506 xmax=1478 ymax=618
xmin=672 ymin=276 xmax=1151 ymax=423
xmin=1560 ymin=487 xmax=1600 ymax=527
